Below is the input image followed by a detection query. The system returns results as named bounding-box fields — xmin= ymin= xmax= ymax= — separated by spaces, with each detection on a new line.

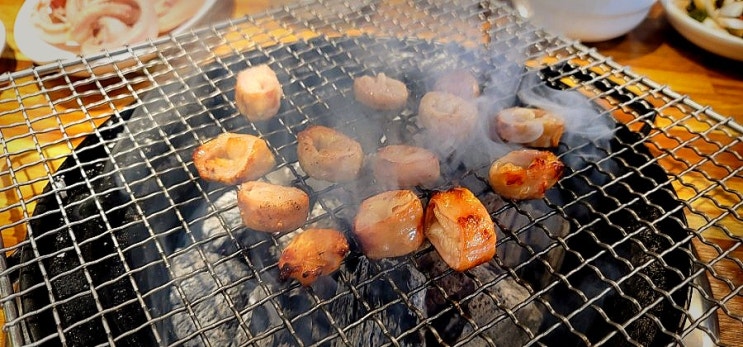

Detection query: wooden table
xmin=1 ymin=1 xmax=741 ymax=346
xmin=587 ymin=5 xmax=743 ymax=346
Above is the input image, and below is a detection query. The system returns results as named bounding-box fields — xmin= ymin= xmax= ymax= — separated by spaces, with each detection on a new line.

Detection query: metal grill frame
xmin=1 ymin=1 xmax=741 ymax=346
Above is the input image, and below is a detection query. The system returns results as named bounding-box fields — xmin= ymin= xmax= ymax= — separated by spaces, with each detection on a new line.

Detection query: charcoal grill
xmin=1 ymin=1 xmax=740 ymax=346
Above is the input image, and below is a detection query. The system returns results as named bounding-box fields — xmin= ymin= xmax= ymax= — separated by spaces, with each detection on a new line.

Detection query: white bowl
xmin=661 ymin=0 xmax=743 ymax=61
xmin=512 ymin=0 xmax=656 ymax=42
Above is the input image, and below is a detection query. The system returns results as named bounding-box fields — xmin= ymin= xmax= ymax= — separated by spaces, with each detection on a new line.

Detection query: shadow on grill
xmin=18 ymin=36 xmax=692 ymax=346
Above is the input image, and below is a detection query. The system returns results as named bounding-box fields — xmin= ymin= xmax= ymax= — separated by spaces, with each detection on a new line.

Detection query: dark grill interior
xmin=1 ymin=1 xmax=739 ymax=346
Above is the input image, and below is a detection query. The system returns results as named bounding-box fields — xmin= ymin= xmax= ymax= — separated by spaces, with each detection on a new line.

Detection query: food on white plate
xmin=235 ymin=64 xmax=284 ymax=122
xmin=278 ymin=228 xmax=350 ymax=286
xmin=353 ymin=73 xmax=409 ymax=110
xmin=494 ymin=107 xmax=564 ymax=148
xmin=155 ymin=0 xmax=206 ymax=34
xmin=237 ymin=181 xmax=310 ymax=233
xmin=50 ymin=0 xmax=158 ymax=54
xmin=488 ymin=149 xmax=564 ymax=200
xmin=424 ymin=187 xmax=496 ymax=272
xmin=30 ymin=0 xmax=204 ymax=55
xmin=687 ymin=0 xmax=743 ymax=37
xmin=192 ymin=132 xmax=276 ymax=185
xmin=353 ymin=190 xmax=425 ymax=259
xmin=418 ymin=91 xmax=479 ymax=142
xmin=433 ymin=69 xmax=480 ymax=100
xmin=296 ymin=125 xmax=364 ymax=182
xmin=30 ymin=0 xmax=76 ymax=45
xmin=371 ymin=145 xmax=440 ymax=188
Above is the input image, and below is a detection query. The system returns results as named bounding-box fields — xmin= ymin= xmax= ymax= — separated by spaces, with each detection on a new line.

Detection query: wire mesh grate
xmin=1 ymin=0 xmax=741 ymax=346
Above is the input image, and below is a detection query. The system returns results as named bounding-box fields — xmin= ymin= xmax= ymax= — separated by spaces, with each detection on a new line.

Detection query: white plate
xmin=661 ymin=0 xmax=743 ymax=61
xmin=14 ymin=0 xmax=216 ymax=73
xmin=1 ymin=21 xmax=6 ymax=55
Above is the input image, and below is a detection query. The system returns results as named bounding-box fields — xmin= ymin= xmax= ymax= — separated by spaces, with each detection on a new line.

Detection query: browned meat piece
xmin=353 ymin=190 xmax=425 ymax=259
xmin=488 ymin=149 xmax=564 ymax=200
xmin=237 ymin=181 xmax=310 ymax=233
xmin=192 ymin=132 xmax=276 ymax=185
xmin=371 ymin=145 xmax=440 ymax=188
xmin=494 ymin=107 xmax=564 ymax=148
xmin=433 ymin=69 xmax=480 ymax=100
xmin=296 ymin=125 xmax=364 ymax=182
xmin=353 ymin=73 xmax=409 ymax=110
xmin=278 ymin=228 xmax=350 ymax=286
xmin=424 ymin=187 xmax=496 ymax=272
xmin=235 ymin=64 xmax=283 ymax=122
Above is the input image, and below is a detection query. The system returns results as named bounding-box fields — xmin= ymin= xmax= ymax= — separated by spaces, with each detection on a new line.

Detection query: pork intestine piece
xmin=237 ymin=181 xmax=310 ymax=234
xmin=235 ymin=64 xmax=284 ymax=122
xmin=371 ymin=145 xmax=440 ymax=189
xmin=279 ymin=228 xmax=349 ymax=286
xmin=192 ymin=132 xmax=276 ymax=185
xmin=353 ymin=190 xmax=425 ymax=259
xmin=494 ymin=107 xmax=564 ymax=148
xmin=353 ymin=73 xmax=409 ymax=111
xmin=296 ymin=125 xmax=364 ymax=183
xmin=418 ymin=91 xmax=478 ymax=142
xmin=488 ymin=149 xmax=564 ymax=200
xmin=424 ymin=187 xmax=496 ymax=272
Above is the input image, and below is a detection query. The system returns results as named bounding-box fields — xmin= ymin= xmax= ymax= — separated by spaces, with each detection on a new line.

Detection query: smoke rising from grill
xmin=429 ymin=71 xmax=614 ymax=179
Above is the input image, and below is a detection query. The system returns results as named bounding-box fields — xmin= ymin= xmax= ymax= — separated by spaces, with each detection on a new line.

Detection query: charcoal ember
xmin=245 ymin=256 xmax=427 ymax=346
xmin=242 ymin=285 xmax=283 ymax=345
xmin=241 ymin=283 xmax=336 ymax=346
xmin=418 ymin=252 xmax=544 ymax=345
xmin=192 ymin=190 xmax=243 ymax=253
xmin=250 ymin=280 xmax=341 ymax=346
xmin=610 ymin=240 xmax=672 ymax=346
xmin=537 ymin=251 xmax=631 ymax=346
xmin=164 ymin=190 xmax=283 ymax=346
xmin=481 ymin=192 xmax=570 ymax=289
xmin=540 ymin=206 xmax=687 ymax=346
xmin=166 ymin=249 xmax=255 ymax=347
xmin=164 ymin=188 xmax=310 ymax=347
xmin=460 ymin=269 xmax=544 ymax=346
xmin=324 ymin=257 xmax=428 ymax=346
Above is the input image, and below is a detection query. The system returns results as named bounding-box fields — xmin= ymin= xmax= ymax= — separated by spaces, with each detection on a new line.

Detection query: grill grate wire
xmin=1 ymin=1 xmax=741 ymax=346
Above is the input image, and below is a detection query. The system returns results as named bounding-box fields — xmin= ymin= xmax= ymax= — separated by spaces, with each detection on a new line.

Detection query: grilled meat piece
xmin=494 ymin=107 xmax=564 ymax=148
xmin=353 ymin=190 xmax=425 ymax=259
xmin=418 ymin=91 xmax=478 ymax=144
xmin=353 ymin=73 xmax=409 ymax=110
xmin=235 ymin=64 xmax=283 ymax=121
xmin=488 ymin=149 xmax=564 ymax=200
xmin=433 ymin=69 xmax=480 ymax=100
xmin=371 ymin=145 xmax=440 ymax=189
xmin=296 ymin=125 xmax=364 ymax=183
xmin=237 ymin=181 xmax=309 ymax=233
xmin=192 ymin=132 xmax=276 ymax=185
xmin=279 ymin=228 xmax=350 ymax=286
xmin=424 ymin=187 xmax=496 ymax=272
